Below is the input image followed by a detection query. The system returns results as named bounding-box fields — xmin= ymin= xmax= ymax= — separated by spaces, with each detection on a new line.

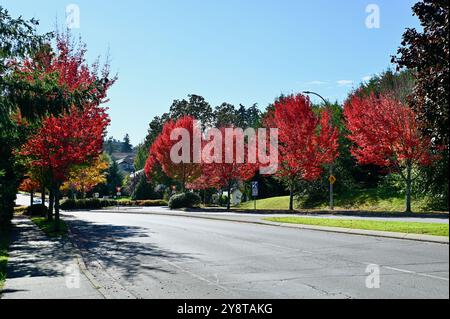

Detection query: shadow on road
xmin=65 ymin=216 xmax=193 ymax=281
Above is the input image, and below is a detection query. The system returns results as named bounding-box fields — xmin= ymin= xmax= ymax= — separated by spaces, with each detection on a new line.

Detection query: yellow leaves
xmin=61 ymin=155 xmax=109 ymax=193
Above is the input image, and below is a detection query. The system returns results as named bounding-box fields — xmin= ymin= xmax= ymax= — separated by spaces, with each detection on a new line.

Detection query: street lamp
xmin=302 ymin=91 xmax=336 ymax=211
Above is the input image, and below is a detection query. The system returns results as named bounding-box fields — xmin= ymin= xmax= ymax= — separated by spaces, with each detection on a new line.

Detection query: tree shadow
xmin=6 ymin=219 xmax=75 ymax=279
xmin=63 ymin=215 xmax=194 ymax=281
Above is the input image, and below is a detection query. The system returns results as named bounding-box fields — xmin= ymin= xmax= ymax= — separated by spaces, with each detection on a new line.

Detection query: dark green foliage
xmin=119 ymin=199 xmax=168 ymax=207
xmin=106 ymin=161 xmax=123 ymax=195
xmin=393 ymin=0 xmax=449 ymax=146
xmin=23 ymin=204 xmax=48 ymax=217
xmin=1 ymin=6 xmax=51 ymax=226
xmin=131 ymin=174 xmax=160 ymax=200
xmin=60 ymin=198 xmax=117 ymax=210
xmin=353 ymin=69 xmax=415 ymax=103
xmin=168 ymin=192 xmax=201 ymax=209
xmin=170 ymin=94 xmax=214 ymax=129
xmin=121 ymin=134 xmax=133 ymax=153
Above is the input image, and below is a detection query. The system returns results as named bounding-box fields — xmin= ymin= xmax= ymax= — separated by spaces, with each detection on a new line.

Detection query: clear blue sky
xmin=2 ymin=0 xmax=420 ymax=145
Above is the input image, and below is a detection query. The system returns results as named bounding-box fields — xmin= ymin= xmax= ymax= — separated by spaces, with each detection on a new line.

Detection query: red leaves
xmin=21 ymin=105 xmax=110 ymax=182
xmin=145 ymin=116 xmax=201 ymax=188
xmin=266 ymin=94 xmax=339 ymax=182
xmin=199 ymin=127 xmax=257 ymax=190
xmin=344 ymin=94 xmax=434 ymax=170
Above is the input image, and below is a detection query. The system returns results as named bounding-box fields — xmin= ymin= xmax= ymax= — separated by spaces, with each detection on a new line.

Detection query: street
xmin=61 ymin=210 xmax=449 ymax=299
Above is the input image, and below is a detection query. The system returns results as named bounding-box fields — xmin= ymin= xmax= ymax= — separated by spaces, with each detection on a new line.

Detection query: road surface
xmin=63 ymin=210 xmax=449 ymax=299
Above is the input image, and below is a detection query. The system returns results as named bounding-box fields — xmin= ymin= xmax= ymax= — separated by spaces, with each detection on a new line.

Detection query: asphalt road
xmin=63 ymin=211 xmax=449 ymax=299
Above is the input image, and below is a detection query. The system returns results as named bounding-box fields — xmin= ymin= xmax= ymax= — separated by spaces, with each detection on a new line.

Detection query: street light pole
xmin=303 ymin=91 xmax=335 ymax=211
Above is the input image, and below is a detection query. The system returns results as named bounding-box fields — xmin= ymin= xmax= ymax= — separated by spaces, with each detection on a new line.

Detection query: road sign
xmin=251 ymin=181 xmax=259 ymax=197
xmin=329 ymin=175 xmax=337 ymax=185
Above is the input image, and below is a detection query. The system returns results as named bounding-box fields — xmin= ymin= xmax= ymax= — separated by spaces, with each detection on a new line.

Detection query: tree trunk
xmin=405 ymin=161 xmax=413 ymax=213
xmin=289 ymin=183 xmax=294 ymax=211
xmin=48 ymin=188 xmax=54 ymax=221
xmin=227 ymin=183 xmax=231 ymax=211
xmin=54 ymin=187 xmax=60 ymax=231
xmin=30 ymin=191 xmax=34 ymax=206
xmin=41 ymin=186 xmax=45 ymax=206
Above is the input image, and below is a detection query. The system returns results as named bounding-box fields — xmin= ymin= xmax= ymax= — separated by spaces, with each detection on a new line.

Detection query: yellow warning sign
xmin=329 ymin=175 xmax=337 ymax=185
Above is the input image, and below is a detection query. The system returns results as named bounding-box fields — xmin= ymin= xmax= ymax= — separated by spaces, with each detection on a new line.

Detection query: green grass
xmin=265 ymin=217 xmax=449 ymax=237
xmin=0 ymin=226 xmax=10 ymax=290
xmin=238 ymin=196 xmax=297 ymax=210
xmin=31 ymin=218 xmax=68 ymax=237
xmin=237 ymin=188 xmax=435 ymax=213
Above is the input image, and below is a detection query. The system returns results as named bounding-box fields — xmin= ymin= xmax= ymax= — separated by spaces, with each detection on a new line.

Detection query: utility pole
xmin=303 ymin=91 xmax=335 ymax=211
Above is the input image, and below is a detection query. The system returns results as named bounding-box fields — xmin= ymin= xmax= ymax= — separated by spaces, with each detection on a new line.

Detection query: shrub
xmin=114 ymin=199 xmax=168 ymax=207
xmin=60 ymin=198 xmax=117 ymax=210
xmin=135 ymin=200 xmax=168 ymax=207
xmin=23 ymin=204 xmax=48 ymax=217
xmin=168 ymin=192 xmax=201 ymax=210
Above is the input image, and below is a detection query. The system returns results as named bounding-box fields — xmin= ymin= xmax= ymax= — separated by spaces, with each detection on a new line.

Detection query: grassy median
xmin=31 ymin=218 xmax=68 ymax=237
xmin=0 ymin=226 xmax=10 ymax=290
xmin=265 ymin=217 xmax=449 ymax=237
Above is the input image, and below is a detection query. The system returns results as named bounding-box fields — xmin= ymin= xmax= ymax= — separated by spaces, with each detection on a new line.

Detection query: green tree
xmin=393 ymin=0 xmax=449 ymax=145
xmin=392 ymin=0 xmax=449 ymax=210
xmin=121 ymin=133 xmax=133 ymax=153
xmin=0 ymin=7 xmax=51 ymax=225
xmin=131 ymin=174 xmax=158 ymax=200
xmin=214 ymin=103 xmax=237 ymax=127
xmin=134 ymin=143 xmax=148 ymax=171
xmin=106 ymin=160 xmax=123 ymax=196
xmin=169 ymin=94 xmax=213 ymax=129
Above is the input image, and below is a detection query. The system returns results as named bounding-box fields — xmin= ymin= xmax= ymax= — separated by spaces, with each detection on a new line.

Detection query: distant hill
xmin=104 ymin=136 xmax=134 ymax=155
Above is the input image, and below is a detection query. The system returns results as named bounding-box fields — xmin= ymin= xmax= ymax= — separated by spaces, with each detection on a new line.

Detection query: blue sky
xmin=2 ymin=0 xmax=420 ymax=145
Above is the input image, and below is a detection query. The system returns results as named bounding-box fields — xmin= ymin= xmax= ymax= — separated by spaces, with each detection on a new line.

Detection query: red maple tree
xmin=197 ymin=127 xmax=257 ymax=210
xmin=264 ymin=94 xmax=339 ymax=210
xmin=145 ymin=116 xmax=201 ymax=191
xmin=344 ymin=93 xmax=435 ymax=212
xmin=21 ymin=105 xmax=110 ymax=221
xmin=12 ymin=33 xmax=115 ymax=119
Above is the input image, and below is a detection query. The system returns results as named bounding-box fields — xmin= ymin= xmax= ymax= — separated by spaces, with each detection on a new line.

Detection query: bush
xmin=168 ymin=192 xmax=201 ymax=210
xmin=23 ymin=204 xmax=48 ymax=217
xmin=60 ymin=198 xmax=168 ymax=210
xmin=135 ymin=200 xmax=168 ymax=207
xmin=60 ymin=199 xmax=117 ymax=210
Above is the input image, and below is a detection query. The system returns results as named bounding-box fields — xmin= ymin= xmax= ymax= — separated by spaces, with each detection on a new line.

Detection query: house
xmin=116 ymin=155 xmax=135 ymax=172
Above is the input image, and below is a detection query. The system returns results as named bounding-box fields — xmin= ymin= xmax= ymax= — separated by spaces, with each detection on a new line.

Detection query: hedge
xmin=168 ymin=192 xmax=201 ymax=209
xmin=60 ymin=198 xmax=168 ymax=210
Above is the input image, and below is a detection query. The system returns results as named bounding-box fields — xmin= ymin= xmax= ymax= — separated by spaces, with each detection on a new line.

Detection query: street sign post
xmin=251 ymin=181 xmax=259 ymax=210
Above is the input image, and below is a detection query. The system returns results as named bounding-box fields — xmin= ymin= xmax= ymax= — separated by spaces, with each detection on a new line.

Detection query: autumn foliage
xmin=264 ymin=94 xmax=339 ymax=210
xmin=145 ymin=116 xmax=201 ymax=190
xmin=21 ymin=105 xmax=109 ymax=182
xmin=344 ymin=93 xmax=435 ymax=212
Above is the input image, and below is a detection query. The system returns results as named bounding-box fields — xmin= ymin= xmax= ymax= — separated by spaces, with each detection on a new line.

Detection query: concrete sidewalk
xmin=1 ymin=218 xmax=103 ymax=299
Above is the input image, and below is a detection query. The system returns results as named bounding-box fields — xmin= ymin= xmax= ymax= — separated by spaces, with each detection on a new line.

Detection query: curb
xmin=86 ymin=208 xmax=449 ymax=245
xmin=65 ymin=222 xmax=111 ymax=299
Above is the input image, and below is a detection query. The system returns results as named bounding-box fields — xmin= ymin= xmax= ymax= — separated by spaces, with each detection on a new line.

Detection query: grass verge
xmin=265 ymin=217 xmax=449 ymax=237
xmin=0 ymin=225 xmax=10 ymax=290
xmin=237 ymin=191 xmax=438 ymax=213
xmin=31 ymin=218 xmax=68 ymax=237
